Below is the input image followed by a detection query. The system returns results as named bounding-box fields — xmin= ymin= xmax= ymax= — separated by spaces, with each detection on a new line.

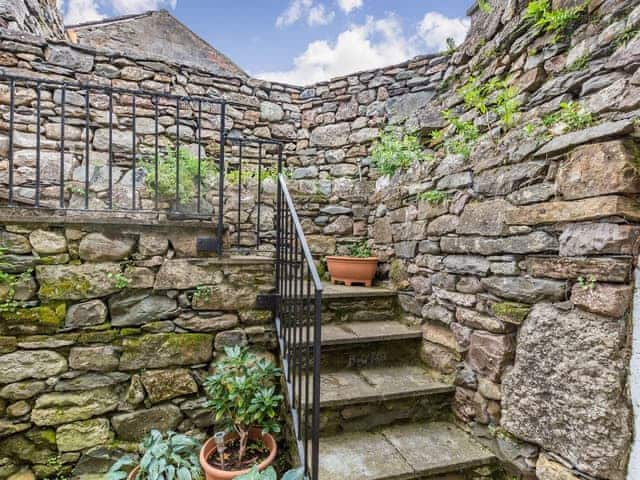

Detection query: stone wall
xmin=0 ymin=0 xmax=65 ymax=40
xmin=0 ymin=221 xmax=275 ymax=478
xmin=1 ymin=0 xmax=640 ymax=479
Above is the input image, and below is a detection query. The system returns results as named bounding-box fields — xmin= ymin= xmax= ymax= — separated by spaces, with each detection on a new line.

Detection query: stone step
xmin=317 ymin=366 xmax=454 ymax=435
xmin=318 ymin=422 xmax=496 ymax=480
xmin=320 ymin=282 xmax=398 ymax=324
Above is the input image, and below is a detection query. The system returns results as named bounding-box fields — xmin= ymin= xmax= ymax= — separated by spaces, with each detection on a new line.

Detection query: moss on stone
xmin=492 ymin=301 xmax=531 ymax=324
xmin=119 ymin=328 xmax=141 ymax=336
xmin=2 ymin=302 xmax=66 ymax=333
xmin=77 ymin=330 xmax=119 ymax=344
xmin=389 ymin=259 xmax=408 ymax=287
xmin=38 ymin=277 xmax=92 ymax=301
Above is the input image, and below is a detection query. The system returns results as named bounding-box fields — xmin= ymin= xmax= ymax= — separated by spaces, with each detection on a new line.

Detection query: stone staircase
xmin=314 ymin=283 xmax=497 ymax=480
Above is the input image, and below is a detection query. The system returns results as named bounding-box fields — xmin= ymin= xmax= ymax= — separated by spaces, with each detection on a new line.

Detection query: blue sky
xmin=60 ymin=0 xmax=472 ymax=84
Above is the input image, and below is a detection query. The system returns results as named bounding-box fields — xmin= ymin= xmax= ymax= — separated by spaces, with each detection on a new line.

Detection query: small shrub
xmin=371 ymin=129 xmax=426 ymax=176
xmin=524 ymin=0 xmax=586 ymax=36
xmin=478 ymin=0 xmax=493 ymax=13
xmin=445 ymin=37 xmax=457 ymax=55
xmin=107 ymin=430 xmax=202 ymax=480
xmin=349 ymin=240 xmax=373 ymax=258
xmin=543 ymin=102 xmax=593 ymax=133
xmin=418 ymin=189 xmax=448 ymax=205
xmin=203 ymin=346 xmax=283 ymax=463
xmin=142 ymin=147 xmax=218 ymax=204
xmin=439 ymin=110 xmax=480 ymax=158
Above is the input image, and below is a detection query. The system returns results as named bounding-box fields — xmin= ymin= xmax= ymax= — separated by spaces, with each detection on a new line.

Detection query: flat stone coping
xmin=319 ymin=422 xmax=495 ymax=480
xmin=318 ymin=366 xmax=454 ymax=408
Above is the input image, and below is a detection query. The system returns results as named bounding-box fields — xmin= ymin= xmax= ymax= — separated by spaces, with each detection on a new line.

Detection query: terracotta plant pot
xmin=326 ymin=256 xmax=378 ymax=287
xmin=199 ymin=428 xmax=278 ymax=480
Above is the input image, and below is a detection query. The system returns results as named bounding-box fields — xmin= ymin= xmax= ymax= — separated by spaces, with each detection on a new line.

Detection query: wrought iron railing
xmin=275 ymin=173 xmax=322 ymax=480
xmin=0 ymin=73 xmax=226 ymax=221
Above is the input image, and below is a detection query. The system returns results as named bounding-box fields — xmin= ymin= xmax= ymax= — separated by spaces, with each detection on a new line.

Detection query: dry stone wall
xmin=1 ymin=0 xmax=640 ymax=479
xmin=0 ymin=222 xmax=275 ymax=478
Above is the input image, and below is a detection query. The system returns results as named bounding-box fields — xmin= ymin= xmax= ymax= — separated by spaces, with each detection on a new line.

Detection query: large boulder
xmin=502 ymin=304 xmax=631 ymax=480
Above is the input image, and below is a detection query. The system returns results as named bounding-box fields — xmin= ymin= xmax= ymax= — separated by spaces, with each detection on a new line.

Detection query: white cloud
xmin=276 ymin=0 xmax=313 ymax=27
xmin=276 ymin=0 xmax=335 ymax=28
xmin=111 ymin=0 xmax=177 ymax=15
xmin=257 ymin=11 xmax=470 ymax=86
xmin=308 ymin=4 xmax=335 ymax=26
xmin=63 ymin=0 xmax=104 ymax=25
xmin=258 ymin=14 xmax=415 ymax=85
xmin=337 ymin=0 xmax=363 ymax=14
xmin=63 ymin=0 xmax=177 ymax=25
xmin=417 ymin=12 xmax=470 ymax=52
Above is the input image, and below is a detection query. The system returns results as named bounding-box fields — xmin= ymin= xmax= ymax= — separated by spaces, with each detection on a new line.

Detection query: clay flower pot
xmin=326 ymin=256 xmax=378 ymax=287
xmin=199 ymin=428 xmax=278 ymax=480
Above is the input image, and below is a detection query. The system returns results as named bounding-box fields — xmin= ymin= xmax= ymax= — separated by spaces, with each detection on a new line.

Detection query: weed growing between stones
xmin=371 ymin=128 xmax=428 ymax=176
xmin=542 ymin=102 xmax=593 ymax=133
xmin=417 ymin=189 xmax=448 ymax=205
xmin=577 ymin=275 xmax=597 ymax=290
xmin=478 ymin=0 xmax=493 ymax=14
xmin=108 ymin=272 xmax=132 ymax=289
xmin=524 ymin=0 xmax=587 ymax=39
xmin=193 ymin=285 xmax=213 ymax=301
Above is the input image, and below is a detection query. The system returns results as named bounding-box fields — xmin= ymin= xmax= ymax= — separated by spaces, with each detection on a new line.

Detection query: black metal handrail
xmin=275 ymin=173 xmax=322 ymax=480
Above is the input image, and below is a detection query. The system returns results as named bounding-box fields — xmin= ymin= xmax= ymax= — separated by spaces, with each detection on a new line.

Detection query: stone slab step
xmin=296 ymin=321 xmax=422 ymax=347
xmin=320 ymin=282 xmax=396 ymax=299
xmin=318 ymin=422 xmax=495 ymax=480
xmin=319 ymin=365 xmax=453 ymax=408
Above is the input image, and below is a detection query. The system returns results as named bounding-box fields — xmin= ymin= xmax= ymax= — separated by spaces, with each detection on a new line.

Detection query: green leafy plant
xmin=616 ymin=27 xmax=639 ymax=48
xmin=108 ymin=272 xmax=132 ymax=289
xmin=567 ymin=54 xmax=589 ymax=71
xmin=44 ymin=456 xmax=70 ymax=480
xmin=439 ymin=110 xmax=480 ymax=158
xmin=142 ymin=147 xmax=218 ymax=204
xmin=0 ymin=248 xmax=32 ymax=313
xmin=226 ymin=165 xmax=280 ymax=187
xmin=349 ymin=240 xmax=373 ymax=258
xmin=577 ymin=275 xmax=596 ymax=290
xmin=478 ymin=0 xmax=493 ymax=13
xmin=203 ymin=346 xmax=283 ymax=464
xmin=418 ymin=189 xmax=448 ymax=205
xmin=524 ymin=0 xmax=585 ymax=36
xmin=494 ymin=84 xmax=521 ymax=129
xmin=371 ymin=129 xmax=426 ymax=176
xmin=107 ymin=430 xmax=203 ymax=480
xmin=236 ymin=466 xmax=304 ymax=480
xmin=193 ymin=285 xmax=213 ymax=301
xmin=543 ymin=102 xmax=593 ymax=133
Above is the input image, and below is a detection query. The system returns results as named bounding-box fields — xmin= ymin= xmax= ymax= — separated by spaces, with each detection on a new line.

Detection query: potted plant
xmin=326 ymin=240 xmax=378 ymax=287
xmin=106 ymin=430 xmax=203 ymax=480
xmin=200 ymin=346 xmax=283 ymax=480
